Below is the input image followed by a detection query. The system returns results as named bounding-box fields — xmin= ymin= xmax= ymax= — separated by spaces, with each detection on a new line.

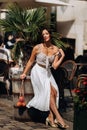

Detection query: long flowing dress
xmin=26 ymin=51 xmax=59 ymax=112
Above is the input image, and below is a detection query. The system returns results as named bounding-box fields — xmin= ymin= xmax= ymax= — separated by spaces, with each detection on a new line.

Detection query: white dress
xmin=26 ymin=52 xmax=59 ymax=112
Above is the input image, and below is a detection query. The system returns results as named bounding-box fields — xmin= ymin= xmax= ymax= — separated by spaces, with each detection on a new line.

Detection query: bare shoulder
xmin=53 ymin=45 xmax=65 ymax=57
xmin=33 ymin=44 xmax=39 ymax=50
xmin=32 ymin=44 xmax=42 ymax=53
xmin=53 ymin=45 xmax=59 ymax=52
xmin=59 ymin=48 xmax=64 ymax=52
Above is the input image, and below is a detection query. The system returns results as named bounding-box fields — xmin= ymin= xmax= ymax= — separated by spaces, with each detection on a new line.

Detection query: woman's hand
xmin=20 ymin=73 xmax=26 ymax=80
xmin=59 ymin=48 xmax=65 ymax=58
xmin=52 ymin=48 xmax=65 ymax=69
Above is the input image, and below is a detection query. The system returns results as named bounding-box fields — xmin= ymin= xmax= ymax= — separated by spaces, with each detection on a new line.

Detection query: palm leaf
xmin=51 ymin=32 xmax=66 ymax=50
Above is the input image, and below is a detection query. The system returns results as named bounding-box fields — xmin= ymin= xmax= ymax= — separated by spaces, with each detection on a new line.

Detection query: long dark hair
xmin=40 ymin=27 xmax=53 ymax=43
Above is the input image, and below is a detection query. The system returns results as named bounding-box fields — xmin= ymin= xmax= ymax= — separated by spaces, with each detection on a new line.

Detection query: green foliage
xmin=0 ymin=3 xmax=47 ymax=44
xmin=0 ymin=3 xmax=66 ymax=63
xmin=51 ymin=32 xmax=66 ymax=50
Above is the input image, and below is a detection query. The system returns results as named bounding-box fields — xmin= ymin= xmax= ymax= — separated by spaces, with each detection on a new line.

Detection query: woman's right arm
xmin=52 ymin=48 xmax=65 ymax=70
xmin=20 ymin=45 xmax=38 ymax=79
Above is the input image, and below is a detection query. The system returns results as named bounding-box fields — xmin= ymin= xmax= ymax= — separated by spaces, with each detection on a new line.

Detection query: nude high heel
xmin=46 ymin=117 xmax=57 ymax=128
xmin=54 ymin=119 xmax=69 ymax=129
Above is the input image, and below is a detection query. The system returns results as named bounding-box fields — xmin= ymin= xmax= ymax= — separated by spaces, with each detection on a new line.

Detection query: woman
xmin=20 ymin=28 xmax=69 ymax=129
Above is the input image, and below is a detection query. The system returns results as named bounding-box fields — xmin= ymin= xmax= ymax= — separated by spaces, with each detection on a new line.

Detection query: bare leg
xmin=46 ymin=87 xmax=57 ymax=127
xmin=47 ymin=110 xmax=54 ymax=124
xmin=50 ymin=85 xmax=69 ymax=127
xmin=47 ymin=86 xmax=56 ymax=123
xmin=46 ymin=86 xmax=57 ymax=127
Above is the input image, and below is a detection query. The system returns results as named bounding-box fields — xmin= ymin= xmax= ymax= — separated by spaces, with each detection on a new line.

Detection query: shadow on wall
xmin=57 ymin=20 xmax=75 ymax=36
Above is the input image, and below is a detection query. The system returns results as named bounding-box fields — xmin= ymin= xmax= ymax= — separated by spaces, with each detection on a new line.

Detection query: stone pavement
xmin=0 ymin=95 xmax=73 ymax=130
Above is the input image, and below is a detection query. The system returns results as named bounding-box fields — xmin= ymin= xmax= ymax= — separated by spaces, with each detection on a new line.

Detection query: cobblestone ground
xmin=0 ymin=96 xmax=73 ymax=130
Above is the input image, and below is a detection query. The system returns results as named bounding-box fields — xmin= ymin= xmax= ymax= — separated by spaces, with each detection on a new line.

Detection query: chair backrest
xmin=77 ymin=74 xmax=87 ymax=89
xmin=61 ymin=60 xmax=77 ymax=81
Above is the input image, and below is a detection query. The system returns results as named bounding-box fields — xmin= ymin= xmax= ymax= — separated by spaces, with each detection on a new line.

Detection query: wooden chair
xmin=61 ymin=60 xmax=77 ymax=98
xmin=0 ymin=60 xmax=10 ymax=96
xmin=77 ymin=74 xmax=87 ymax=88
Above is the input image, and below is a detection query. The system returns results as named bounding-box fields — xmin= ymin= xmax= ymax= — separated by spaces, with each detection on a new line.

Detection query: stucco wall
xmin=57 ymin=0 xmax=87 ymax=56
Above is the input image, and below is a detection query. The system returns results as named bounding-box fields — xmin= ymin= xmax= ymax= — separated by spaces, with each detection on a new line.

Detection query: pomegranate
xmin=16 ymin=101 xmax=22 ymax=107
xmin=22 ymin=102 xmax=26 ymax=107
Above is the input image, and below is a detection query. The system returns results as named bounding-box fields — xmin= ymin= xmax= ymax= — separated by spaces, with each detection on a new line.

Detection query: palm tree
xmin=0 ymin=3 xmax=66 ymax=66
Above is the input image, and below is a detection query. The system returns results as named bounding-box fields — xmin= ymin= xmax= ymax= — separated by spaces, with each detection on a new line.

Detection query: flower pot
xmin=73 ymin=104 xmax=87 ymax=130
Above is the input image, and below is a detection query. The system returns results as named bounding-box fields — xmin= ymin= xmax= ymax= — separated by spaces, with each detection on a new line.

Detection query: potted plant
xmin=73 ymin=75 xmax=87 ymax=130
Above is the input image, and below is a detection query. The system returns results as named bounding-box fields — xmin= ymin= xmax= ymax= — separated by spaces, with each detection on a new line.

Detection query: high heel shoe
xmin=46 ymin=117 xmax=57 ymax=128
xmin=54 ymin=119 xmax=69 ymax=129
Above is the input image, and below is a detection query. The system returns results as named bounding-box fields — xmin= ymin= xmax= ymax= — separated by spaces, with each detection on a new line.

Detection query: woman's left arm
xmin=52 ymin=48 xmax=65 ymax=69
